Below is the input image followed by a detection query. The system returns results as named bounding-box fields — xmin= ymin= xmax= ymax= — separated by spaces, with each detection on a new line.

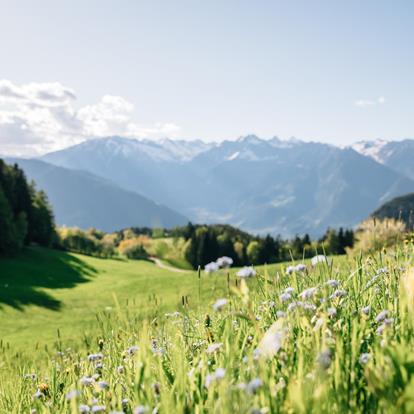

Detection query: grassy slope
xmin=0 ymin=247 xmax=228 ymax=351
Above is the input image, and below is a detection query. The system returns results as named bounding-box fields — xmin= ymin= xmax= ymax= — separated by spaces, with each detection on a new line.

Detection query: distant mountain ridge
xmin=352 ymin=138 xmax=414 ymax=180
xmin=38 ymin=135 xmax=414 ymax=236
xmin=5 ymin=158 xmax=188 ymax=232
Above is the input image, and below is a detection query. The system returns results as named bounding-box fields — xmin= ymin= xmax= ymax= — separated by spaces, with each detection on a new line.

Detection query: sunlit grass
xmin=1 ymin=244 xmax=414 ymax=413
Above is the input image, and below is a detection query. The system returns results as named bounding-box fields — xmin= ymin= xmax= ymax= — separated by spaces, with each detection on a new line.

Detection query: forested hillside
xmin=0 ymin=159 xmax=55 ymax=255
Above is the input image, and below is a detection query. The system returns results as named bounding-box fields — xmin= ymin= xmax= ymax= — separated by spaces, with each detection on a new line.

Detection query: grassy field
xmin=1 ymin=245 xmax=414 ymax=413
xmin=0 ymin=247 xmax=226 ymax=351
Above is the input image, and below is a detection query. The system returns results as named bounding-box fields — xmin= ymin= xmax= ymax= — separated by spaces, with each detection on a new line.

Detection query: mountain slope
xmin=40 ymin=136 xmax=414 ymax=236
xmin=352 ymin=139 xmax=414 ymax=180
xmin=5 ymin=158 xmax=188 ymax=232
xmin=371 ymin=192 xmax=414 ymax=229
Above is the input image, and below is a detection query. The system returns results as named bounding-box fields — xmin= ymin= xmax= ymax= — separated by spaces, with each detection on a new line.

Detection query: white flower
xmin=361 ymin=305 xmax=370 ymax=315
xmin=79 ymin=406 xmax=91 ymax=414
xmin=246 ymin=378 xmax=263 ymax=394
xmin=126 ymin=345 xmax=139 ymax=355
xmin=295 ymin=263 xmax=307 ymax=272
xmin=91 ymin=406 xmax=106 ymax=413
xmin=327 ymin=307 xmax=337 ymax=317
xmin=326 ymin=279 xmax=339 ymax=288
xmin=280 ymin=292 xmax=291 ymax=302
xmin=216 ymin=256 xmax=233 ymax=268
xmin=330 ymin=289 xmax=347 ymax=299
xmin=65 ymin=390 xmax=80 ymax=400
xmin=317 ymin=349 xmax=332 ymax=369
xmin=311 ymin=255 xmax=330 ymax=267
xmin=134 ymin=406 xmax=149 ymax=414
xmin=236 ymin=266 xmax=256 ymax=278
xmin=33 ymin=390 xmax=43 ymax=399
xmin=205 ymin=368 xmax=226 ymax=387
xmin=286 ymin=265 xmax=296 ymax=275
xmin=276 ymin=310 xmax=286 ymax=318
xmin=359 ymin=353 xmax=371 ymax=365
xmin=80 ymin=376 xmax=94 ymax=386
xmin=257 ymin=321 xmax=285 ymax=358
xmin=284 ymin=287 xmax=294 ymax=294
xmin=299 ymin=287 xmax=318 ymax=300
xmin=88 ymin=353 xmax=103 ymax=362
xmin=375 ymin=310 xmax=389 ymax=323
xmin=206 ymin=343 xmax=223 ymax=354
xmin=205 ymin=261 xmax=219 ymax=274
xmin=97 ymin=381 xmax=109 ymax=390
xmin=213 ymin=298 xmax=228 ymax=311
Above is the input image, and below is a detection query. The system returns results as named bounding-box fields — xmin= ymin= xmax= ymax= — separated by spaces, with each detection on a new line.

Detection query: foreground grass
xmin=1 ymin=245 xmax=414 ymax=413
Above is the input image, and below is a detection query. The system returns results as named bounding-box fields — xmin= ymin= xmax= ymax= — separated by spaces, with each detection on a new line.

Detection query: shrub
xmin=353 ymin=217 xmax=406 ymax=253
xmin=118 ymin=237 xmax=148 ymax=259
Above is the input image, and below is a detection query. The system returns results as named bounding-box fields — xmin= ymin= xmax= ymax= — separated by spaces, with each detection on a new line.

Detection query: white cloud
xmin=0 ymin=80 xmax=181 ymax=157
xmin=354 ymin=96 xmax=386 ymax=107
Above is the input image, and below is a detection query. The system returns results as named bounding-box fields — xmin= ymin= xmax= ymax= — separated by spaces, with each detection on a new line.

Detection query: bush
xmin=57 ymin=227 xmax=116 ymax=258
xmin=118 ymin=237 xmax=148 ymax=260
xmin=353 ymin=218 xmax=406 ymax=253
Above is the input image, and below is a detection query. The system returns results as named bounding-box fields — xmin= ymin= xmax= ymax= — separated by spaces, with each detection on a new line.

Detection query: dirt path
xmin=149 ymin=257 xmax=193 ymax=273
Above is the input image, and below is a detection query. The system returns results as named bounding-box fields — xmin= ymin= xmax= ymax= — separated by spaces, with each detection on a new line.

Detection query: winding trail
xmin=149 ymin=257 xmax=193 ymax=273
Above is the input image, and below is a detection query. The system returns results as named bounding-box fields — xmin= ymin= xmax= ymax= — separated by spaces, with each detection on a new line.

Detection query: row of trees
xmin=179 ymin=223 xmax=354 ymax=269
xmin=0 ymin=160 xmax=56 ymax=255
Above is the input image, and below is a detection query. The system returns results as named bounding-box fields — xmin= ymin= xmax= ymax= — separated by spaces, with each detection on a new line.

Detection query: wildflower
xmin=276 ymin=310 xmax=286 ymax=318
xmin=236 ymin=266 xmax=256 ymax=278
xmin=299 ymin=287 xmax=318 ymax=300
xmin=206 ymin=342 xmax=223 ymax=354
xmin=384 ymin=317 xmax=394 ymax=326
xmin=65 ymin=390 xmax=80 ymax=400
xmin=246 ymin=378 xmax=263 ymax=394
xmin=205 ymin=261 xmax=219 ymax=274
xmin=257 ymin=321 xmax=285 ymax=358
xmin=317 ymin=349 xmax=332 ymax=370
xmin=326 ymin=279 xmax=339 ymax=288
xmin=165 ymin=311 xmax=181 ymax=318
xmin=117 ymin=365 xmax=125 ymax=374
xmin=205 ymin=368 xmax=226 ymax=387
xmin=97 ymin=381 xmax=109 ymax=390
xmin=91 ymin=406 xmax=106 ymax=413
xmin=375 ymin=310 xmax=389 ymax=323
xmin=327 ymin=307 xmax=337 ymax=318
xmin=134 ymin=407 xmax=149 ymax=414
xmin=287 ymin=301 xmax=299 ymax=312
xmin=79 ymin=406 xmax=91 ymax=414
xmin=213 ymin=298 xmax=228 ymax=311
xmin=279 ymin=292 xmax=291 ymax=302
xmin=126 ymin=345 xmax=139 ymax=355
xmin=302 ymin=302 xmax=317 ymax=312
xmin=284 ymin=286 xmax=294 ymax=294
xmin=311 ymin=255 xmax=330 ymax=267
xmin=359 ymin=353 xmax=371 ymax=365
xmin=361 ymin=305 xmax=371 ymax=315
xmin=295 ymin=263 xmax=307 ymax=272
xmin=286 ymin=265 xmax=296 ymax=275
xmin=88 ymin=353 xmax=103 ymax=362
xmin=330 ymin=289 xmax=347 ymax=299
xmin=216 ymin=256 xmax=233 ymax=268
xmin=376 ymin=324 xmax=387 ymax=335
xmin=80 ymin=376 xmax=94 ymax=386
xmin=33 ymin=390 xmax=43 ymax=399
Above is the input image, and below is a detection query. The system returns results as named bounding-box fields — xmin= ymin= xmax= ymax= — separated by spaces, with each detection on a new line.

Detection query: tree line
xmin=175 ymin=223 xmax=354 ymax=269
xmin=0 ymin=159 xmax=56 ymax=255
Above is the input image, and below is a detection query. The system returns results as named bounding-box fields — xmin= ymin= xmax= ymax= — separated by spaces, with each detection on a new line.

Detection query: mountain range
xmin=5 ymin=158 xmax=188 ymax=232
xmin=9 ymin=134 xmax=408 ymax=237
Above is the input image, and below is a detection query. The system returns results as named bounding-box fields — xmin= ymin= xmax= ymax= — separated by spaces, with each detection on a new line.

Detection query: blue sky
xmin=0 ymin=0 xmax=413 ymax=155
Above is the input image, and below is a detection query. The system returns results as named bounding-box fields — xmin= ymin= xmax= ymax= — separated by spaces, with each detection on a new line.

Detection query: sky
xmin=1 ymin=0 xmax=414 ymax=156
